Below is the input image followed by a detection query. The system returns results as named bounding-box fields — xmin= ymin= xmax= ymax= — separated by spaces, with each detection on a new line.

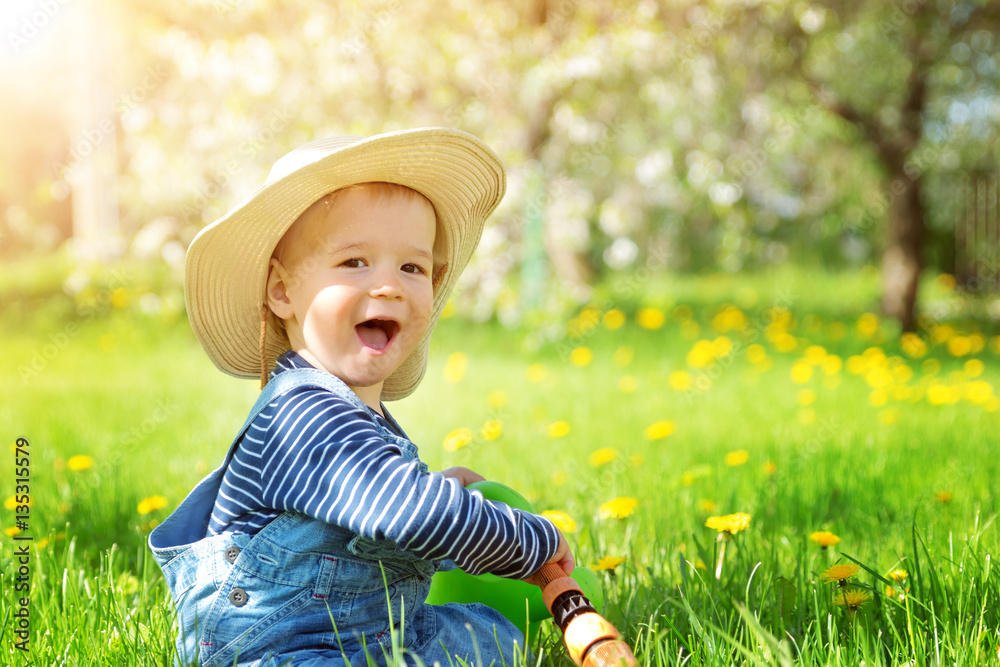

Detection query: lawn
xmin=1 ymin=265 xmax=999 ymax=666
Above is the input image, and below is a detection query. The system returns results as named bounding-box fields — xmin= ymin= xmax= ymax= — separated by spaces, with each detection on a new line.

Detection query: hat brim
xmin=185 ymin=128 xmax=505 ymax=400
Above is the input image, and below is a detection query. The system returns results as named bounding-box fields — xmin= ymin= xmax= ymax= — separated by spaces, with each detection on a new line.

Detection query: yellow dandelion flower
xmin=480 ymin=420 xmax=503 ymax=441
xmin=570 ymin=347 xmax=593 ymax=367
xmin=771 ymin=332 xmax=798 ymax=355
xmin=5 ymin=526 xmax=21 ymax=537
xmin=443 ymin=428 xmax=473 ymax=451
xmin=724 ymin=449 xmax=749 ymax=466
xmin=592 ymin=556 xmax=627 ymax=572
xmin=669 ymin=370 xmax=692 ymax=391
xmin=865 ymin=366 xmax=893 ymax=389
xmin=746 ymin=344 xmax=767 ymax=364
xmin=704 ymin=512 xmax=751 ymax=534
xmin=546 ymin=421 xmax=571 ymax=438
xmin=936 ymin=273 xmax=956 ymax=291
xmin=673 ymin=304 xmax=693 ymax=321
xmin=67 ymin=455 xmax=94 ymax=471
xmin=948 ymin=336 xmax=971 ymax=357
xmin=965 ymin=380 xmax=994 ymax=405
xmin=711 ymin=336 xmax=732 ymax=358
xmin=711 ymin=306 xmax=746 ymax=333
xmin=869 ymin=389 xmax=888 ymax=407
xmin=686 ymin=340 xmax=716 ymax=369
xmin=891 ymin=362 xmax=913 ymax=384
xmin=969 ymin=333 xmax=986 ymax=354
xmin=821 ymin=355 xmax=843 ymax=375
xmin=588 ymin=447 xmax=619 ymax=467
xmin=698 ymin=499 xmax=717 ymax=513
xmin=550 ymin=470 xmax=567 ymax=486
xmin=833 ymin=589 xmax=873 ymax=610
xmin=613 ymin=346 xmax=634 ymax=367
xmin=798 ymin=389 xmax=816 ymax=406
xmin=884 ymin=584 xmax=908 ymax=601
xmin=541 ymin=510 xmax=577 ymax=534
xmin=5 ymin=494 xmax=30 ymax=510
xmin=618 ymin=375 xmax=637 ymax=393
xmin=680 ymin=319 xmax=700 ymax=339
xmin=644 ymin=420 xmax=675 ymax=440
xmin=964 ymin=358 xmax=984 ymax=378
xmin=137 ymin=495 xmax=168 ymax=515
xmin=443 ymin=352 xmax=468 ymax=382
xmin=809 ymin=531 xmax=841 ymax=548
xmin=791 ymin=362 xmax=813 ymax=384
xmin=762 ymin=461 xmax=777 ymax=475
xmin=110 ymin=287 xmax=131 ymax=309
xmin=598 ymin=497 xmax=638 ymax=519
xmin=820 ymin=563 xmax=860 ymax=586
xmin=526 ymin=364 xmax=548 ymax=383
xmin=486 ymin=390 xmax=508 ymax=410
xmin=935 ymin=490 xmax=953 ymax=503
xmin=846 ymin=355 xmax=867 ymax=374
xmin=637 ymin=307 xmax=666 ymax=330
xmin=856 ymin=313 xmax=880 ymax=338
xmin=804 ymin=345 xmax=827 ymax=364
xmin=922 ymin=358 xmax=941 ymax=375
xmin=888 ymin=569 xmax=908 ymax=581
xmin=927 ymin=384 xmax=958 ymax=406
xmin=603 ymin=309 xmax=626 ymax=330
xmin=901 ymin=332 xmax=927 ymax=358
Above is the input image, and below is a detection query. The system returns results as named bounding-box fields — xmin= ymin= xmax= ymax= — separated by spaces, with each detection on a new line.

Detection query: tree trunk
xmin=879 ymin=168 xmax=925 ymax=332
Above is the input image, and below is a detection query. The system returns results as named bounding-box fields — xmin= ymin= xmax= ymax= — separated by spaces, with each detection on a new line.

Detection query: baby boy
xmin=149 ymin=129 xmax=573 ymax=667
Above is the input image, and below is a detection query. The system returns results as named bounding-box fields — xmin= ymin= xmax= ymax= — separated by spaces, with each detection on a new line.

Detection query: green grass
xmin=1 ymin=265 xmax=999 ymax=666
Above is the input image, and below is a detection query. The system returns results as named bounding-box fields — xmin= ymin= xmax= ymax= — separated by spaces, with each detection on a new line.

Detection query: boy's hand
xmin=524 ymin=530 xmax=575 ymax=587
xmin=440 ymin=466 xmax=485 ymax=487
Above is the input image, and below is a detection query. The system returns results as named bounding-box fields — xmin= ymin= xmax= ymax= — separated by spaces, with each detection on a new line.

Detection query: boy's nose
xmin=369 ymin=269 xmax=404 ymax=300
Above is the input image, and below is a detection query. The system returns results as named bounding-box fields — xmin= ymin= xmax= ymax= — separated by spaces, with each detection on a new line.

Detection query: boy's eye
xmin=402 ymin=263 xmax=428 ymax=275
xmin=341 ymin=258 xmax=366 ymax=268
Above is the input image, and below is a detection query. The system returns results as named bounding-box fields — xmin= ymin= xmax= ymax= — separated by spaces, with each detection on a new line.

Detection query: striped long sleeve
xmin=207 ymin=358 xmax=559 ymax=580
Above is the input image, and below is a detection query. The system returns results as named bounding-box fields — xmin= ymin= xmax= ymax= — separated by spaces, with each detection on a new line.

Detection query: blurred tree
xmin=4 ymin=0 xmax=996 ymax=328
xmin=728 ymin=0 xmax=1000 ymax=330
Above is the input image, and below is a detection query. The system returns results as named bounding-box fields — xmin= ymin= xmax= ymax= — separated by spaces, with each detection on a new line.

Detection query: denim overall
xmin=150 ymin=368 xmax=523 ymax=667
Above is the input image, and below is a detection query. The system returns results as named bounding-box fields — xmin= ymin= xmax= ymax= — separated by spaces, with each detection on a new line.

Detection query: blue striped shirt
xmin=207 ymin=351 xmax=559 ymax=579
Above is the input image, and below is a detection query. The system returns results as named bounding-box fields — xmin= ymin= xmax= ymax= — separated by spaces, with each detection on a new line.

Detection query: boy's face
xmin=267 ymin=186 xmax=436 ymax=409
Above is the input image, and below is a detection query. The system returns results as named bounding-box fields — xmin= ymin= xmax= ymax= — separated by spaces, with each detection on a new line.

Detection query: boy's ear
xmin=266 ymin=258 xmax=294 ymax=320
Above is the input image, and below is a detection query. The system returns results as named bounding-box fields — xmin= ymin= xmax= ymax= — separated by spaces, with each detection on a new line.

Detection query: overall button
xmin=229 ymin=587 xmax=248 ymax=607
xmin=224 ymin=545 xmax=241 ymax=564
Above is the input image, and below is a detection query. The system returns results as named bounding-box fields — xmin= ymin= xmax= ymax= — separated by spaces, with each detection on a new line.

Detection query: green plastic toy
xmin=425 ymin=480 xmax=603 ymax=631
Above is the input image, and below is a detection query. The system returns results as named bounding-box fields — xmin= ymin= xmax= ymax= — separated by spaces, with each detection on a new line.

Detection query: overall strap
xmin=150 ymin=368 xmax=361 ymax=550
xmin=243 ymin=368 xmax=361 ymax=433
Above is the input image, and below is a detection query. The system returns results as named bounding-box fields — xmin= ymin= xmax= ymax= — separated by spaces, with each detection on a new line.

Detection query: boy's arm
xmin=257 ymin=392 xmax=560 ymax=579
xmin=439 ymin=466 xmax=576 ymax=581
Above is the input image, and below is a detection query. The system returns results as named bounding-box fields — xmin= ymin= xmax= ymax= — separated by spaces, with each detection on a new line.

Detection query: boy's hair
xmin=271 ymin=182 xmax=438 ymax=270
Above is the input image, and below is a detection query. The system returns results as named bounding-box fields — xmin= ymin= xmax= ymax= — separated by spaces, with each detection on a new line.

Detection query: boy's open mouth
xmin=355 ymin=318 xmax=400 ymax=351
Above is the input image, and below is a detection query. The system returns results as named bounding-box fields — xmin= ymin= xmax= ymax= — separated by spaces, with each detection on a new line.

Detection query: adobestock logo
xmin=6 ymin=0 xmax=72 ymax=54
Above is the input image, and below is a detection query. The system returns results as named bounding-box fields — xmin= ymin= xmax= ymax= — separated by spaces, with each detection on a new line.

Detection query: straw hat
xmin=185 ymin=127 xmax=506 ymax=400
